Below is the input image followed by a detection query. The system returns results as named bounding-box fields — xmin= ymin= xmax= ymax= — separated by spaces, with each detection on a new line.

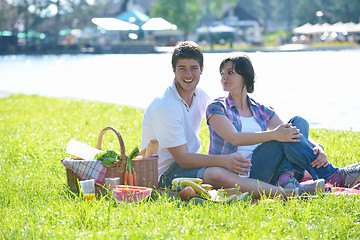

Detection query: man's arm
xmin=308 ymin=137 xmax=328 ymax=168
xmin=167 ymin=144 xmax=252 ymax=176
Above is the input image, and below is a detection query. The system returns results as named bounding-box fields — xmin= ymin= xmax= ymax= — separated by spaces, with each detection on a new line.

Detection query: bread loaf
xmin=145 ymin=139 xmax=159 ymax=157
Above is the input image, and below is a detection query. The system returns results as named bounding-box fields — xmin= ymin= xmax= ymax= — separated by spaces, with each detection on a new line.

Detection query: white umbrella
xmin=208 ymin=24 xmax=236 ymax=33
xmin=319 ymin=23 xmax=332 ymax=32
xmin=196 ymin=24 xmax=236 ymax=34
xmin=329 ymin=22 xmax=346 ymax=33
xmin=345 ymin=22 xmax=360 ymax=33
xmin=293 ymin=23 xmax=314 ymax=34
xmin=141 ymin=18 xmax=177 ymax=31
xmin=91 ymin=18 xmax=139 ymax=31
xmin=355 ymin=23 xmax=360 ymax=32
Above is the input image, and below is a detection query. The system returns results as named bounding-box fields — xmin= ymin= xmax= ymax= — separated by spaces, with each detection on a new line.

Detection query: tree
xmin=269 ymin=0 xmax=295 ymax=30
xmin=327 ymin=0 xmax=360 ymax=23
xmin=150 ymin=0 xmax=203 ymax=40
xmin=292 ymin=0 xmax=360 ymax=26
xmin=205 ymin=0 xmax=237 ymax=18
xmin=236 ymin=0 xmax=264 ymax=23
xmin=9 ymin=1 xmax=46 ymax=47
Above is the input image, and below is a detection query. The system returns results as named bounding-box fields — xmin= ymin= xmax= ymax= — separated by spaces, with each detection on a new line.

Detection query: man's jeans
xmin=158 ymin=161 xmax=206 ymax=188
xmin=249 ymin=116 xmax=338 ymax=185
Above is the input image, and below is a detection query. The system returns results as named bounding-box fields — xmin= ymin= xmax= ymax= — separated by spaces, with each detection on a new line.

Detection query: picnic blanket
xmin=303 ymin=180 xmax=360 ymax=195
xmin=161 ymin=181 xmax=360 ymax=205
xmin=61 ymin=158 xmax=107 ymax=184
xmin=326 ymin=183 xmax=360 ymax=195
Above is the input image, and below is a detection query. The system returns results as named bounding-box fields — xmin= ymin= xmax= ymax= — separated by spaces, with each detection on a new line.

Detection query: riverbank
xmin=198 ymin=42 xmax=360 ymax=53
xmin=1 ymin=42 xmax=359 ymax=55
xmin=234 ymin=43 xmax=360 ymax=52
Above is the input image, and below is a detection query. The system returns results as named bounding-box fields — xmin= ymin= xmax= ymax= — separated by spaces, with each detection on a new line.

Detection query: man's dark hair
xmin=172 ymin=41 xmax=203 ymax=69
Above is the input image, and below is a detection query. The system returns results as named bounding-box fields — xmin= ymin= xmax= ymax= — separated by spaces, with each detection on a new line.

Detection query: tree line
xmin=151 ymin=0 xmax=360 ymax=38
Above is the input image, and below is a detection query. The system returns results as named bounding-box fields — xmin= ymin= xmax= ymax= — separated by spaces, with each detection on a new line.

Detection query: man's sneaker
xmin=338 ymin=162 xmax=360 ymax=188
xmin=299 ymin=179 xmax=325 ymax=195
xmin=281 ymin=176 xmax=301 ymax=189
xmin=282 ymin=177 xmax=325 ymax=195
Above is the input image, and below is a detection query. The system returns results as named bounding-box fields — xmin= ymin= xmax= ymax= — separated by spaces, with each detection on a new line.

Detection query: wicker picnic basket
xmin=65 ymin=126 xmax=158 ymax=193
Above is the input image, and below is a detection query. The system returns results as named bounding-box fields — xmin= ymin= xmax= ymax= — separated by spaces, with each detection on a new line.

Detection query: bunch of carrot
xmin=124 ymin=146 xmax=139 ymax=186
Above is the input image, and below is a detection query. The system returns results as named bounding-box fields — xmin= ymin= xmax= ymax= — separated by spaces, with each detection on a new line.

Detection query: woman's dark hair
xmin=219 ymin=54 xmax=255 ymax=93
xmin=172 ymin=41 xmax=203 ymax=69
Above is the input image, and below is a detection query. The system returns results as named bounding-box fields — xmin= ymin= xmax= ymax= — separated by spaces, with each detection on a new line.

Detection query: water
xmin=1 ymin=49 xmax=360 ymax=131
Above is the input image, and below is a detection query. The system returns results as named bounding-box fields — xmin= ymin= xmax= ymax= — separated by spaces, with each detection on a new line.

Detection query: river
xmin=1 ymin=49 xmax=359 ymax=131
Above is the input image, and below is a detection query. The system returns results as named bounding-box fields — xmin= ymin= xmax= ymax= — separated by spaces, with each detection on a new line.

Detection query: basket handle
xmin=96 ymin=126 xmax=126 ymax=161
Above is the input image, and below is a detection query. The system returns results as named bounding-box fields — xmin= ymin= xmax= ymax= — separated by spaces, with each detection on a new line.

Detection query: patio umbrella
xmin=141 ymin=18 xmax=177 ymax=31
xmin=208 ymin=24 xmax=236 ymax=33
xmin=329 ymin=22 xmax=347 ymax=33
xmin=293 ymin=23 xmax=314 ymax=34
xmin=91 ymin=18 xmax=139 ymax=31
xmin=344 ymin=22 xmax=360 ymax=33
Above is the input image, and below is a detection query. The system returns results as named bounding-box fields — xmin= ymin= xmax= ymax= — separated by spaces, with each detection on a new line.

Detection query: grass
xmin=1 ymin=94 xmax=360 ymax=239
xmin=263 ymin=30 xmax=291 ymax=46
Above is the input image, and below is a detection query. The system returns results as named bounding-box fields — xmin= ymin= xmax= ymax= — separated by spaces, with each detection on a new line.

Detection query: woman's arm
xmin=267 ymin=113 xmax=284 ymax=130
xmin=208 ymin=113 xmax=302 ymax=146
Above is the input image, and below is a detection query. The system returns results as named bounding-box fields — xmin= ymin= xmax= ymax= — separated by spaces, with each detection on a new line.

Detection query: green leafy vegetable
xmin=126 ymin=146 xmax=139 ymax=174
xmin=95 ymin=150 xmax=120 ymax=167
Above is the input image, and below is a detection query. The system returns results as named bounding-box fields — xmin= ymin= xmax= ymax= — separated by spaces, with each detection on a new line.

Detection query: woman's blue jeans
xmin=249 ymin=116 xmax=338 ymax=185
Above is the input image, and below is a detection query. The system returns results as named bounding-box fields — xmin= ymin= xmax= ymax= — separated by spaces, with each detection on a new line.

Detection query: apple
xmin=179 ymin=186 xmax=196 ymax=201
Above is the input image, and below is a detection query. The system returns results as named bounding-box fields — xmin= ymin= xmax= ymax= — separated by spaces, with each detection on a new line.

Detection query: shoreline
xmin=202 ymin=44 xmax=360 ymax=53
xmin=1 ymin=44 xmax=359 ymax=56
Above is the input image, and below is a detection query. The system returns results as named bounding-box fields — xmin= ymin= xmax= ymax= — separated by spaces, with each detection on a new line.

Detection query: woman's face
xmin=220 ymin=61 xmax=245 ymax=94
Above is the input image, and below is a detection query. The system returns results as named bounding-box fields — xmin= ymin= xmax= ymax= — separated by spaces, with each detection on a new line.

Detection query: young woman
xmin=206 ymin=54 xmax=360 ymax=189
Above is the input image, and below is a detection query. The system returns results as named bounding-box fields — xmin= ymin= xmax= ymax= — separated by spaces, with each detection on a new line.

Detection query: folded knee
xmin=289 ymin=116 xmax=309 ymax=129
xmin=203 ymin=167 xmax=232 ymax=187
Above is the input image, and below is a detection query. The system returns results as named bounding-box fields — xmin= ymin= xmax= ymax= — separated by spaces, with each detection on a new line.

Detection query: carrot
xmin=128 ymin=173 xmax=134 ymax=186
xmin=125 ymin=146 xmax=139 ymax=186
xmin=133 ymin=171 xmax=137 ymax=186
xmin=124 ymin=171 xmax=129 ymax=185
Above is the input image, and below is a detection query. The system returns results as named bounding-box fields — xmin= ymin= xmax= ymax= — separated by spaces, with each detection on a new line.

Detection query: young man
xmin=141 ymin=41 xmax=323 ymax=199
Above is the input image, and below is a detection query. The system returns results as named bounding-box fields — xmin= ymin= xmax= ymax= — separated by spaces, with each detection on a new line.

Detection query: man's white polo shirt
xmin=141 ymin=81 xmax=210 ymax=181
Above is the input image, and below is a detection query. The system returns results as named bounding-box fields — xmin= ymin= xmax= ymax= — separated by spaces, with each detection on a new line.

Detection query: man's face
xmin=173 ymin=58 xmax=203 ymax=94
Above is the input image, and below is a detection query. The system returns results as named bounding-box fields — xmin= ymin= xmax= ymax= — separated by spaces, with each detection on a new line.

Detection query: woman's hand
xmin=272 ymin=123 xmax=303 ymax=142
xmin=224 ymin=152 xmax=252 ymax=176
xmin=311 ymin=145 xmax=329 ymax=168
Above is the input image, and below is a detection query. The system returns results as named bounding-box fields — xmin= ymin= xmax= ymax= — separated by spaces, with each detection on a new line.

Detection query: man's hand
xmin=223 ymin=152 xmax=252 ymax=176
xmin=272 ymin=123 xmax=303 ymax=142
xmin=311 ymin=145 xmax=329 ymax=168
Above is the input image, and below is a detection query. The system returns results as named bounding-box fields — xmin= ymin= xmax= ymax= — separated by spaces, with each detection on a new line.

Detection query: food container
xmin=112 ymin=185 xmax=152 ymax=203
xmin=79 ymin=179 xmax=96 ymax=200
xmin=105 ymin=177 xmax=120 ymax=191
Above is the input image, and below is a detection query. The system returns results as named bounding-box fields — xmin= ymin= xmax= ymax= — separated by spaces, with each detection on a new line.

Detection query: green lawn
xmin=1 ymin=94 xmax=359 ymax=239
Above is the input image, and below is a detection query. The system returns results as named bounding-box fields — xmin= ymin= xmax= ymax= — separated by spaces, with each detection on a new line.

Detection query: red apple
xmin=179 ymin=186 xmax=196 ymax=201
